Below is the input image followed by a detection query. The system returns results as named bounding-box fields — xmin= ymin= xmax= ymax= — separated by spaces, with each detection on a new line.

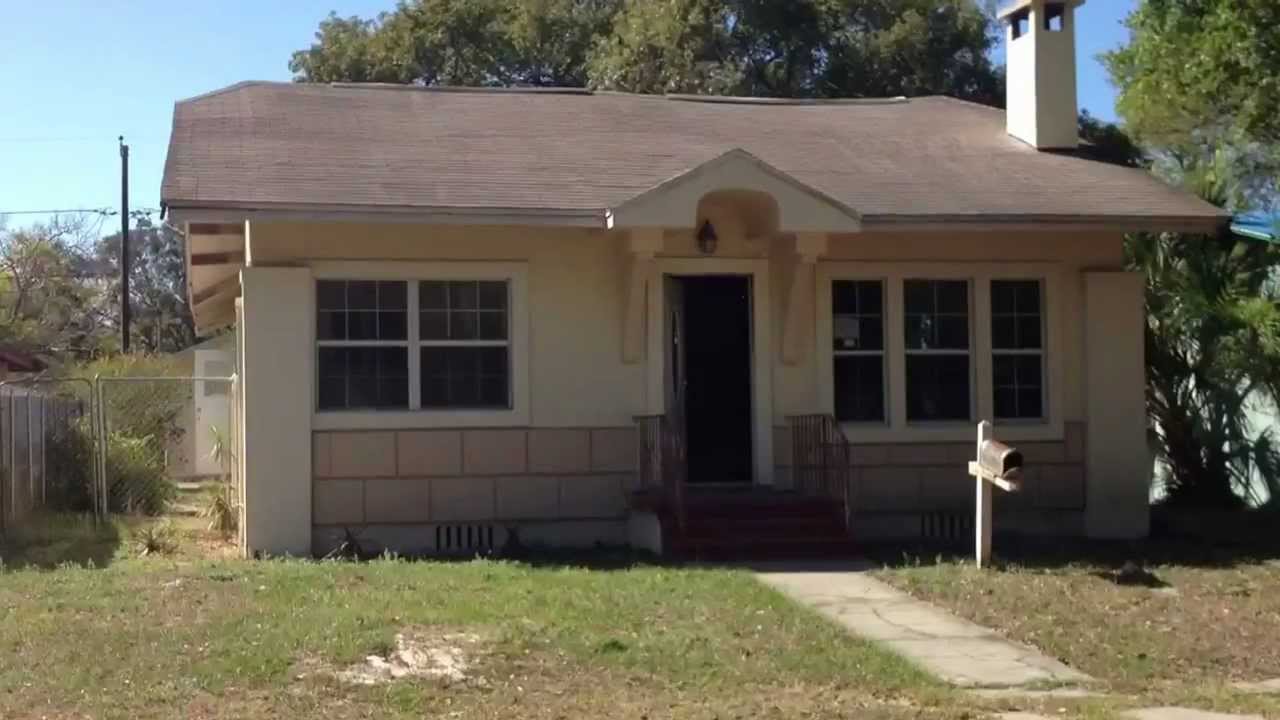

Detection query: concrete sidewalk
xmin=753 ymin=561 xmax=1092 ymax=688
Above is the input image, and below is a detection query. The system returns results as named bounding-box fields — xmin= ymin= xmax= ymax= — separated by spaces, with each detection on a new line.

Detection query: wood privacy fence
xmin=0 ymin=380 xmax=92 ymax=533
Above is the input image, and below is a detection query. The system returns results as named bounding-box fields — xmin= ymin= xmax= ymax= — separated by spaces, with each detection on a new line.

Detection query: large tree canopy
xmin=290 ymin=0 xmax=1003 ymax=103
xmin=1104 ymin=0 xmax=1280 ymax=207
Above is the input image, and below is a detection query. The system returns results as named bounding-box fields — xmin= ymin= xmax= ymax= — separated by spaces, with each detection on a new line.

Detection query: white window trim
xmin=832 ymin=279 xmax=889 ymax=426
xmin=310 ymin=261 xmax=530 ymax=430
xmin=816 ymin=262 xmax=1065 ymax=444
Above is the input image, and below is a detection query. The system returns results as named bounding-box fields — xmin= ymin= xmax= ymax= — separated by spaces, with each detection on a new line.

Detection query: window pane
xmin=449 ymin=311 xmax=478 ymax=340
xmin=993 ymin=353 xmax=1043 ymax=420
xmin=348 ymin=281 xmax=378 ymax=310
xmin=833 ymin=281 xmax=860 ymax=314
xmin=317 ymin=281 xmax=346 ymax=311
xmin=904 ymin=281 xmax=969 ymax=351
xmin=833 ymin=281 xmax=883 ymax=352
xmin=937 ymin=281 xmax=968 ymax=313
xmin=347 ymin=311 xmax=379 ymax=341
xmin=906 ymin=355 xmax=970 ymax=422
xmin=316 ymin=346 xmax=408 ymax=411
xmin=378 ymin=281 xmax=407 ymax=310
xmin=834 ymin=355 xmax=884 ymax=422
xmin=317 ymin=311 xmax=347 ymax=341
xmin=478 ymin=281 xmax=507 ymax=311
xmin=478 ymin=311 xmax=508 ymax=340
xmin=318 ymin=378 xmax=346 ymax=410
xmin=420 ymin=281 xmax=448 ymax=310
xmin=991 ymin=281 xmax=1017 ymax=314
xmin=937 ymin=316 xmax=969 ymax=349
xmin=450 ymin=282 xmax=478 ymax=310
xmin=992 ymin=316 xmax=1017 ymax=350
xmin=1014 ymin=280 xmax=1041 ymax=314
xmin=318 ymin=347 xmax=348 ymax=377
xmin=1017 ymin=316 xmax=1042 ymax=350
xmin=904 ymin=315 xmax=931 ymax=350
xmin=420 ymin=310 xmax=447 ymax=340
xmin=379 ymin=311 xmax=408 ymax=341
xmin=858 ymin=281 xmax=883 ymax=315
xmin=904 ymin=280 xmax=933 ymax=314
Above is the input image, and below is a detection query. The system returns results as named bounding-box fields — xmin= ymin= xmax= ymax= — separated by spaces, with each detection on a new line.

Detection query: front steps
xmin=638 ymin=487 xmax=858 ymax=560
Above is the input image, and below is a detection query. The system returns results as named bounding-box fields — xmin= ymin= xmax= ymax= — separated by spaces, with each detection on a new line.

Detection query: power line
xmin=0 ymin=208 xmax=117 ymax=216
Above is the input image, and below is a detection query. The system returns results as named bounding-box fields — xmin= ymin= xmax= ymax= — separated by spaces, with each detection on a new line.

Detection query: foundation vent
xmin=435 ymin=524 xmax=499 ymax=554
xmin=920 ymin=512 xmax=972 ymax=542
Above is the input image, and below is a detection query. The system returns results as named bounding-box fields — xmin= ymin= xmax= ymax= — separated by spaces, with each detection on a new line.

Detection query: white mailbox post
xmin=967 ymin=421 xmax=1024 ymax=569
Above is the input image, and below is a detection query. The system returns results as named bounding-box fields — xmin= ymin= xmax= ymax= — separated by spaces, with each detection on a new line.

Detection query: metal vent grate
xmin=435 ymin=524 xmax=498 ymax=554
xmin=920 ymin=512 xmax=972 ymax=542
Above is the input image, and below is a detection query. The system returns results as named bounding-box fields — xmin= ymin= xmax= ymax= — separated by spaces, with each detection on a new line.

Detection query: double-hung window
xmin=832 ymin=280 xmax=886 ymax=423
xmin=903 ymin=279 xmax=972 ymax=422
xmin=316 ymin=280 xmax=410 ymax=410
xmin=418 ymin=280 xmax=511 ymax=409
xmin=316 ymin=278 xmax=512 ymax=412
xmin=991 ymin=279 xmax=1045 ymax=420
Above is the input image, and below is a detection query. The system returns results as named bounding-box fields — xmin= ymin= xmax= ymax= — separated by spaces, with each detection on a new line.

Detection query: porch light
xmin=697 ymin=220 xmax=718 ymax=255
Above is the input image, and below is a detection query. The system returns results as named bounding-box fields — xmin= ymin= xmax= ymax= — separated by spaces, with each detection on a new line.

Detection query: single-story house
xmin=161 ymin=0 xmax=1227 ymax=558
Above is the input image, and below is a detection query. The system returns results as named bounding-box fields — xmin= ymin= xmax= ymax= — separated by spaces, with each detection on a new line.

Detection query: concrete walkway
xmin=753 ymin=561 xmax=1092 ymax=688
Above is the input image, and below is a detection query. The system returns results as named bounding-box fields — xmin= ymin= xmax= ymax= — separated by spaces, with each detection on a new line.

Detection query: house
xmin=161 ymin=0 xmax=1226 ymax=558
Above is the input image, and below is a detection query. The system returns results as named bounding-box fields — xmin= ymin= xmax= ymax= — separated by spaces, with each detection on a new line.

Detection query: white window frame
xmin=831 ymin=279 xmax=889 ymax=425
xmin=311 ymin=261 xmax=530 ymax=430
xmin=990 ymin=279 xmax=1048 ymax=422
xmin=902 ymin=278 xmax=975 ymax=425
xmin=816 ymin=262 xmax=1064 ymax=443
xmin=315 ymin=279 xmax=412 ymax=411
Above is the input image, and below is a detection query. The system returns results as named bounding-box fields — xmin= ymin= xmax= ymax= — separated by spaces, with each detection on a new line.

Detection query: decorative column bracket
xmin=781 ymin=232 xmax=828 ymax=366
xmin=622 ymin=228 xmax=663 ymax=365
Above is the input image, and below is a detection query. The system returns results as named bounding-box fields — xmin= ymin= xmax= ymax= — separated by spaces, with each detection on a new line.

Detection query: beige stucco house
xmin=162 ymin=0 xmax=1225 ymax=558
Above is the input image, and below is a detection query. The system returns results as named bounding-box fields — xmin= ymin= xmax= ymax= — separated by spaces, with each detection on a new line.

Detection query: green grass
xmin=0 ymin=519 xmax=959 ymax=720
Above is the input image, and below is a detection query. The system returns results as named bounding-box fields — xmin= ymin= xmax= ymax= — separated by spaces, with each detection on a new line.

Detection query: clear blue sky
xmin=0 ymin=0 xmax=1136 ymax=231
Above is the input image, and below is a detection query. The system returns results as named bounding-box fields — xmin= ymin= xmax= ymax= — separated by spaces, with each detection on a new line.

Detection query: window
xmin=316 ymin=280 xmax=410 ymax=410
xmin=316 ymin=279 xmax=513 ymax=412
xmin=991 ymin=280 xmax=1045 ymax=420
xmin=419 ymin=280 xmax=511 ymax=409
xmin=1010 ymin=8 xmax=1031 ymax=39
xmin=832 ymin=280 xmax=886 ymax=422
xmin=903 ymin=279 xmax=971 ymax=422
xmin=1044 ymin=3 xmax=1065 ymax=31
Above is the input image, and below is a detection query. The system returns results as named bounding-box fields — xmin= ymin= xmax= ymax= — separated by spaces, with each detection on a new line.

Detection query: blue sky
xmin=0 ymin=1 xmax=1136 ymax=230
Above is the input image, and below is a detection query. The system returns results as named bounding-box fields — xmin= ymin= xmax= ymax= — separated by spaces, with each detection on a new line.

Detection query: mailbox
xmin=977 ymin=439 xmax=1023 ymax=480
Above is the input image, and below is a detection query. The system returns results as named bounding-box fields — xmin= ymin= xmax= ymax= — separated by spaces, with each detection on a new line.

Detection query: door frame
xmin=645 ymin=258 xmax=774 ymax=486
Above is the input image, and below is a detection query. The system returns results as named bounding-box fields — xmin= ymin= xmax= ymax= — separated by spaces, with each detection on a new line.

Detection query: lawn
xmin=0 ymin=516 xmax=956 ymax=720
xmin=875 ymin=510 xmax=1280 ymax=717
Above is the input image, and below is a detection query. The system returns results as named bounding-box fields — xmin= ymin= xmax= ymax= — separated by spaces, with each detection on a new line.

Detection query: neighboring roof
xmin=1231 ymin=213 xmax=1280 ymax=243
xmin=0 ymin=348 xmax=47 ymax=373
xmin=161 ymin=82 xmax=1226 ymax=230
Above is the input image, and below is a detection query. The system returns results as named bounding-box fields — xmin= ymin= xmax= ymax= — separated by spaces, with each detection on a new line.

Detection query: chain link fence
xmin=94 ymin=375 xmax=239 ymax=526
xmin=0 ymin=374 xmax=239 ymax=539
xmin=0 ymin=379 xmax=95 ymax=533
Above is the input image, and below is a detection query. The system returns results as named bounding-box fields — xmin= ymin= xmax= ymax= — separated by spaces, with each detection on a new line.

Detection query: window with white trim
xmin=903 ymin=279 xmax=972 ymax=422
xmin=315 ymin=279 xmax=512 ymax=411
xmin=991 ymin=279 xmax=1045 ymax=420
xmin=832 ymin=280 xmax=886 ymax=423
xmin=316 ymin=280 xmax=410 ymax=410
xmin=418 ymin=280 xmax=511 ymax=409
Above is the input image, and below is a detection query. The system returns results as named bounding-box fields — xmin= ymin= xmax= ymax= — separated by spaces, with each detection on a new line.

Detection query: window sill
xmin=839 ymin=420 xmax=1064 ymax=445
xmin=313 ymin=407 xmax=529 ymax=431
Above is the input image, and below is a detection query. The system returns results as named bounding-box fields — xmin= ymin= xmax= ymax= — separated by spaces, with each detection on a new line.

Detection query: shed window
xmin=1045 ymin=3 xmax=1065 ymax=31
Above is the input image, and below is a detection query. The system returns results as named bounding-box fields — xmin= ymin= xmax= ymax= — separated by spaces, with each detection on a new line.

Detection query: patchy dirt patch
xmin=299 ymin=628 xmax=486 ymax=687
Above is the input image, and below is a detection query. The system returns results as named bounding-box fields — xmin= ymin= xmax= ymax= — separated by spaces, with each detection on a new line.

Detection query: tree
xmin=292 ymin=0 xmax=1004 ymax=104
xmin=95 ymin=218 xmax=197 ymax=355
xmin=0 ymin=215 xmax=113 ymax=361
xmin=1103 ymin=0 xmax=1280 ymax=508
xmin=1103 ymin=0 xmax=1280 ymax=207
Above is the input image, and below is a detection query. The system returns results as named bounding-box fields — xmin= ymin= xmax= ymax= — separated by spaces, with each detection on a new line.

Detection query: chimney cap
xmin=997 ymin=0 xmax=1085 ymax=21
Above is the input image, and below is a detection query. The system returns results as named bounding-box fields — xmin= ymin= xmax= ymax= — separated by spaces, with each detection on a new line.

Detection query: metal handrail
xmin=787 ymin=414 xmax=853 ymax=532
xmin=634 ymin=413 xmax=687 ymax=534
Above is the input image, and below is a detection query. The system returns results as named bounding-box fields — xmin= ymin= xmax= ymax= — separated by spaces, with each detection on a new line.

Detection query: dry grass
xmin=875 ymin=513 xmax=1280 ymax=716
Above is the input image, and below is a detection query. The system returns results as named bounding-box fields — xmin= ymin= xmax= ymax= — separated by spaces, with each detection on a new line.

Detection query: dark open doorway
xmin=675 ymin=275 xmax=754 ymax=484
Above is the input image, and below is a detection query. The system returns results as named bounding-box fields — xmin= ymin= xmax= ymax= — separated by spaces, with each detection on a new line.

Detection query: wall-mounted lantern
xmin=696 ymin=220 xmax=718 ymax=255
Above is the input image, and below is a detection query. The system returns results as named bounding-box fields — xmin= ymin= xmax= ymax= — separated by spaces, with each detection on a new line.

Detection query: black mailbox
xmin=978 ymin=440 xmax=1023 ymax=480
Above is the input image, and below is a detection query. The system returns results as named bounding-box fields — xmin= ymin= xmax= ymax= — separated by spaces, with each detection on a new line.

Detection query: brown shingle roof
xmin=161 ymin=82 xmax=1225 ymax=227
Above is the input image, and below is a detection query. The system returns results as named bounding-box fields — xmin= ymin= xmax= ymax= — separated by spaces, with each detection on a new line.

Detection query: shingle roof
xmin=161 ymin=81 xmax=1225 ymax=226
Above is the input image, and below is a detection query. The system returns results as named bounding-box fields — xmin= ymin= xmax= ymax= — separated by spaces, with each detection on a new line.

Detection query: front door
xmin=666 ymin=275 xmax=754 ymax=484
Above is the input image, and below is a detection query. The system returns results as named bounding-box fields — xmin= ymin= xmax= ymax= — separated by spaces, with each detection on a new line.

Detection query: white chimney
xmin=1001 ymin=0 xmax=1083 ymax=149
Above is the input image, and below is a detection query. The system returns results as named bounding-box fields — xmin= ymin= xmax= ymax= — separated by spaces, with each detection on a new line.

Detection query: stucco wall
xmin=240 ymin=220 xmax=1135 ymax=549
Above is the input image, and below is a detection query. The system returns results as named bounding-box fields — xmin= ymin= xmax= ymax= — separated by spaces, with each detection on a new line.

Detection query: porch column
xmin=240 ymin=266 xmax=314 ymax=556
xmin=782 ymin=232 xmax=828 ymax=365
xmin=1083 ymin=271 xmax=1149 ymax=538
xmin=622 ymin=229 xmax=662 ymax=364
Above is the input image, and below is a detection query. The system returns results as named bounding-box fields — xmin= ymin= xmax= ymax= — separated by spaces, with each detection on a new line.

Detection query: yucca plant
xmin=132 ymin=521 xmax=177 ymax=557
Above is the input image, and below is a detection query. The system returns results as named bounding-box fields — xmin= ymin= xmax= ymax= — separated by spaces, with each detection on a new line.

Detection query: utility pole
xmin=119 ymin=137 xmax=131 ymax=353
